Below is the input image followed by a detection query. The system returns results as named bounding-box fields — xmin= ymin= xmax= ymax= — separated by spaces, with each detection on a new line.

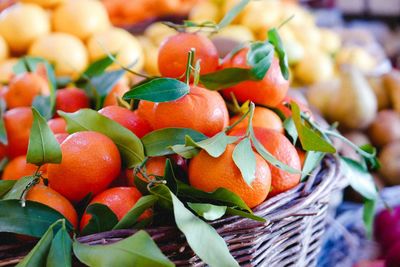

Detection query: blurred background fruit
xmin=0 ymin=3 xmax=50 ymax=53
xmin=28 ymin=33 xmax=88 ymax=77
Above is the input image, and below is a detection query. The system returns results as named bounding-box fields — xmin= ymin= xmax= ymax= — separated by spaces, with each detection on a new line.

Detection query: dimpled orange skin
xmin=4 ymin=107 xmax=33 ymax=158
xmin=230 ymin=127 xmax=301 ymax=197
xmin=27 ymin=184 xmax=78 ymax=229
xmin=126 ymin=156 xmax=166 ymax=186
xmin=189 ymin=144 xmax=271 ymax=208
xmin=80 ymin=187 xmax=150 ymax=230
xmin=158 ymin=32 xmax=219 ymax=79
xmin=98 ymin=106 xmax=152 ymax=138
xmin=5 ymin=73 xmax=49 ymax=109
xmin=222 ymin=49 xmax=289 ymax=107
xmin=2 ymin=155 xmax=37 ymax=180
xmin=139 ymin=85 xmax=229 ymax=137
xmin=55 ymin=87 xmax=89 ymax=113
xmin=47 ymin=131 xmax=121 ymax=202
xmin=47 ymin=117 xmax=67 ymax=134
xmin=229 ymin=106 xmax=284 ymax=133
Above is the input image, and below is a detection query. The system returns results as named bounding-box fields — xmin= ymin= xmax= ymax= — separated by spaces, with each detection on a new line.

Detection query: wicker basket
xmin=0 ymin=155 xmax=342 ymax=267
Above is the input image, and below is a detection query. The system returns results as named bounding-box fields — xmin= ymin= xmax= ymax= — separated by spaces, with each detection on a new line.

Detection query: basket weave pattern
xmin=76 ymin=155 xmax=342 ymax=267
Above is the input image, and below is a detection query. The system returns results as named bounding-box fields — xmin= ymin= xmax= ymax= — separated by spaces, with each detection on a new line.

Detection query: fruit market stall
xmin=0 ymin=0 xmax=398 ymax=267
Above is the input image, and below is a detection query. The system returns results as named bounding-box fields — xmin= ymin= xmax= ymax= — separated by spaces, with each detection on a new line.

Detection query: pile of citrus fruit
xmin=0 ymin=1 xmax=379 ymax=266
xmin=0 ymin=0 xmax=144 ymax=81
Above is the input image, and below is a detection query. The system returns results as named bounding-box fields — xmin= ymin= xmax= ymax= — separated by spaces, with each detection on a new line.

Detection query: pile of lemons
xmin=0 ymin=0 xmax=144 ymax=81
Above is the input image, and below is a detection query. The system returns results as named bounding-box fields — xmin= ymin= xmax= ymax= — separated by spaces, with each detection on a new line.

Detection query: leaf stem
xmin=324 ymin=130 xmax=375 ymax=159
xmin=185 ymin=49 xmax=196 ymax=85
xmin=245 ymin=102 xmax=255 ymax=136
xmin=277 ymin=14 xmax=295 ymax=30
xmin=224 ymin=106 xmax=251 ymax=133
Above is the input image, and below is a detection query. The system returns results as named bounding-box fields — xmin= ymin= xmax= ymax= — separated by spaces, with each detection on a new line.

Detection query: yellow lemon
xmin=0 ymin=58 xmax=18 ymax=83
xmin=20 ymin=0 xmax=64 ymax=8
xmin=0 ymin=3 xmax=50 ymax=53
xmin=0 ymin=35 xmax=9 ymax=62
xmin=52 ymin=0 xmax=110 ymax=40
xmin=144 ymin=22 xmax=176 ymax=46
xmin=29 ymin=33 xmax=88 ymax=77
xmin=189 ymin=1 xmax=220 ymax=23
xmin=137 ymin=36 xmax=160 ymax=76
xmin=294 ymin=50 xmax=334 ymax=85
xmin=87 ymin=28 xmax=144 ymax=72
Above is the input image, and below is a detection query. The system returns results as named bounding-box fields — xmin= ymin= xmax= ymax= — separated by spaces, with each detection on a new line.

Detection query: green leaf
xmin=0 ymin=98 xmax=8 ymax=145
xmin=32 ymin=95 xmax=52 ymax=120
xmin=185 ymin=132 xmax=238 ymax=158
xmin=149 ymin=184 xmax=173 ymax=210
xmin=169 ymin=188 xmax=239 ymax=267
xmin=177 ymin=182 xmax=251 ymax=212
xmin=27 ymin=108 xmax=62 ymax=166
xmin=134 ymin=175 xmax=150 ymax=196
xmin=360 ymin=144 xmax=380 ymax=170
xmin=283 ymin=117 xmax=298 ymax=145
xmin=0 ymin=180 xmax=15 ymax=198
xmin=73 ymin=230 xmax=174 ymax=267
xmin=169 ymin=144 xmax=200 ymax=159
xmin=187 ymin=203 xmax=227 ymax=221
xmin=82 ymin=56 xmax=115 ymax=77
xmin=80 ymin=203 xmax=118 ymax=236
xmin=3 ymin=176 xmax=37 ymax=200
xmin=268 ymin=28 xmax=289 ymax=80
xmin=13 ymin=56 xmax=57 ymax=118
xmin=247 ymin=41 xmax=274 ymax=80
xmin=113 ymin=195 xmax=157 ymax=230
xmin=291 ymin=102 xmax=336 ymax=153
xmin=0 ymin=200 xmax=73 ymax=237
xmin=341 ymin=157 xmax=378 ymax=200
xmin=163 ymin=159 xmax=178 ymax=193
xmin=123 ymin=78 xmax=190 ymax=102
xmin=232 ymin=138 xmax=256 ymax=185
xmin=363 ymin=198 xmax=376 ymax=239
xmin=16 ymin=220 xmax=59 ymax=267
xmin=59 ymin=109 xmax=145 ymax=168
xmin=0 ymin=157 xmax=8 ymax=172
xmin=301 ymin=151 xmax=325 ymax=180
xmin=141 ymin=128 xmax=206 ymax=157
xmin=225 ymin=207 xmax=265 ymax=222
xmin=91 ymin=70 xmax=125 ymax=97
xmin=46 ymin=223 xmax=72 ymax=267
xmin=250 ymin=131 xmax=301 ymax=174
xmin=199 ymin=68 xmax=253 ymax=90
xmin=217 ymin=0 xmax=250 ymax=29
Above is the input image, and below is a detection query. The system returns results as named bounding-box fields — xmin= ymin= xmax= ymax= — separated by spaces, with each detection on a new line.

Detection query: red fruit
xmin=48 ymin=118 xmax=67 ymax=134
xmin=80 ymin=187 xmax=150 ymax=230
xmin=98 ymin=106 xmax=152 ymax=138
xmin=55 ymin=88 xmax=89 ymax=113
xmin=374 ymin=206 xmax=400 ymax=251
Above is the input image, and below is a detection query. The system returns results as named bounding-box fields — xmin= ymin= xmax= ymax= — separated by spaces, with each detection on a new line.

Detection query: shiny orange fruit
xmin=158 ymin=32 xmax=219 ymax=79
xmin=2 ymin=155 xmax=37 ymax=180
xmin=4 ymin=107 xmax=33 ymax=158
xmin=230 ymin=127 xmax=301 ymax=196
xmin=47 ymin=131 xmax=121 ymax=202
xmin=222 ymin=48 xmax=289 ymax=107
xmin=4 ymin=72 xmax=49 ymax=109
xmin=55 ymin=87 xmax=89 ymax=113
xmin=189 ymin=144 xmax=271 ymax=208
xmin=138 ymin=85 xmax=229 ymax=137
xmin=229 ymin=106 xmax=283 ymax=133
xmin=98 ymin=106 xmax=152 ymax=138
xmin=27 ymin=184 xmax=78 ymax=229
xmin=80 ymin=187 xmax=150 ymax=230
xmin=47 ymin=117 xmax=67 ymax=134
